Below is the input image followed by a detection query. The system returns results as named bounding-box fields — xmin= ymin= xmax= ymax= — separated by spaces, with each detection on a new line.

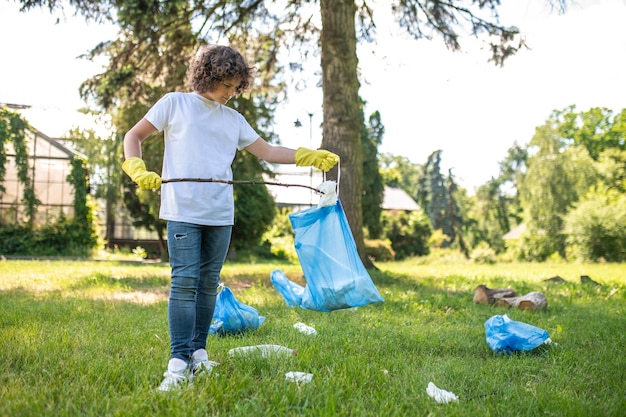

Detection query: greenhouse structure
xmin=0 ymin=126 xmax=81 ymax=226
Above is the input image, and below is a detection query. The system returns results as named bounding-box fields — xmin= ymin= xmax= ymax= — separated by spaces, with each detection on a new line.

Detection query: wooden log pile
xmin=473 ymin=285 xmax=547 ymax=311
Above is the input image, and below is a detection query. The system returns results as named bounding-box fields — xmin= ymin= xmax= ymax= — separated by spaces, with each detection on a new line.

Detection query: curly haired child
xmin=122 ymin=44 xmax=338 ymax=391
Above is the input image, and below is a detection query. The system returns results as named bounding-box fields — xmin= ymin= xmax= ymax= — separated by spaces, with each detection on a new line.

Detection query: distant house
xmin=0 ymin=125 xmax=83 ymax=226
xmin=265 ymin=170 xmax=420 ymax=212
xmin=381 ymin=185 xmax=420 ymax=212
xmin=503 ymin=223 xmax=526 ymax=240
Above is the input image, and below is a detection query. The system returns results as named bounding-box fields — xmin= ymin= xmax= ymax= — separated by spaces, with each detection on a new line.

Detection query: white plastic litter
xmin=285 ymin=371 xmax=313 ymax=384
xmin=293 ymin=322 xmax=317 ymax=335
xmin=228 ymin=344 xmax=298 ymax=358
xmin=426 ymin=382 xmax=459 ymax=404
xmin=317 ymin=180 xmax=338 ymax=207
xmin=544 ymin=337 xmax=557 ymax=346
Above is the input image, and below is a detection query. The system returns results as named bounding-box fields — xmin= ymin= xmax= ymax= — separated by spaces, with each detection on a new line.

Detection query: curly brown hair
xmin=186 ymin=45 xmax=255 ymax=96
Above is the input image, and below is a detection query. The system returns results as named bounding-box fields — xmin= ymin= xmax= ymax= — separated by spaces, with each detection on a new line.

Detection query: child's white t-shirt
xmin=144 ymin=92 xmax=259 ymax=226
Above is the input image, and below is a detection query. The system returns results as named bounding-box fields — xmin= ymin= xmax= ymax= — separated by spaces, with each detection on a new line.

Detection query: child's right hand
xmin=295 ymin=147 xmax=339 ymax=172
xmin=122 ymin=157 xmax=162 ymax=189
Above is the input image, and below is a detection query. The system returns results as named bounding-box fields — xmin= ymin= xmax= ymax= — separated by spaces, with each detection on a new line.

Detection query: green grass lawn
xmin=0 ymin=259 xmax=624 ymax=416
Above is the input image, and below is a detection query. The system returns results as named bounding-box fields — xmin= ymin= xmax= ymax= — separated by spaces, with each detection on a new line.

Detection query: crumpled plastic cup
xmin=294 ymin=322 xmax=317 ymax=335
xmin=426 ymin=382 xmax=458 ymax=403
xmin=285 ymin=371 xmax=313 ymax=384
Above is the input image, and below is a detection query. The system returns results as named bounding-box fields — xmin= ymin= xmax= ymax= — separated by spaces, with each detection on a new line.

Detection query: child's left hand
xmin=295 ymin=148 xmax=339 ymax=171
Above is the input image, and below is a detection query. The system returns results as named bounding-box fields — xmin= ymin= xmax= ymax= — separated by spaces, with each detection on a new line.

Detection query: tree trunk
xmin=319 ymin=0 xmax=373 ymax=269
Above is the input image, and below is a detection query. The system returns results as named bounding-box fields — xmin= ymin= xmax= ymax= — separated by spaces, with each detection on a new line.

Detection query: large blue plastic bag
xmin=287 ymin=199 xmax=384 ymax=312
xmin=209 ymin=285 xmax=265 ymax=336
xmin=270 ymin=269 xmax=305 ymax=308
xmin=485 ymin=314 xmax=551 ymax=354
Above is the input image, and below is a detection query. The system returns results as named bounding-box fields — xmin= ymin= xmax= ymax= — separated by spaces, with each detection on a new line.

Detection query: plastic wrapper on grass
xmin=286 ymin=371 xmax=313 ymax=384
xmin=426 ymin=382 xmax=459 ymax=404
xmin=485 ymin=314 xmax=551 ymax=354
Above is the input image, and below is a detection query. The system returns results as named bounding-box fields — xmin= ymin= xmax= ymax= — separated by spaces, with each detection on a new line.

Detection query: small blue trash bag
xmin=209 ymin=285 xmax=265 ymax=336
xmin=484 ymin=314 xmax=551 ymax=354
xmin=278 ymin=199 xmax=383 ymax=312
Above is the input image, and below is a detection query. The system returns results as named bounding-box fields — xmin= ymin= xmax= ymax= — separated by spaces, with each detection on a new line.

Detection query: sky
xmin=1 ymin=0 xmax=625 ymax=191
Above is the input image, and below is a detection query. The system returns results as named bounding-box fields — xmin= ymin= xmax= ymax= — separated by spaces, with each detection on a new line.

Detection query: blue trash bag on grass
xmin=275 ymin=199 xmax=383 ymax=312
xmin=209 ymin=285 xmax=265 ymax=336
xmin=485 ymin=314 xmax=551 ymax=354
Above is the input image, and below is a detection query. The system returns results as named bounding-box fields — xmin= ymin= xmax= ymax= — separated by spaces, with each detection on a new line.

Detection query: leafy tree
xmin=465 ymin=143 xmax=527 ymax=254
xmin=519 ymin=118 xmax=598 ymax=260
xmin=66 ymin=156 xmax=100 ymax=253
xmin=498 ymin=142 xmax=528 ymax=191
xmin=64 ymin=113 xmax=124 ymax=248
xmin=18 ymin=0 xmax=566 ymax=266
xmin=361 ymin=110 xmax=384 ymax=238
xmin=467 ymin=179 xmax=509 ymax=253
xmin=379 ymin=153 xmax=421 ymax=198
xmin=563 ymin=144 xmax=626 ymax=262
xmin=596 ymin=148 xmax=626 ymax=194
xmin=445 ymin=170 xmax=468 ymax=256
xmin=451 ymin=187 xmax=482 ymax=251
xmin=556 ymin=106 xmax=626 ymax=160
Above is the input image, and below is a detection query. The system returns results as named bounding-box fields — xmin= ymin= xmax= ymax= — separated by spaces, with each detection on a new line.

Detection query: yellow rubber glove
xmin=122 ymin=157 xmax=162 ymax=190
xmin=295 ymin=147 xmax=339 ymax=172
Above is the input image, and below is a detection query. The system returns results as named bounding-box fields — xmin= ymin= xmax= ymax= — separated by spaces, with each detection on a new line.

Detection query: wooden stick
xmin=161 ymin=178 xmax=324 ymax=194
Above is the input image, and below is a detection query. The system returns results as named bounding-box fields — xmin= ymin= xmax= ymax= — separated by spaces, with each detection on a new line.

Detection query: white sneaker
xmin=191 ymin=349 xmax=219 ymax=378
xmin=157 ymin=358 xmax=189 ymax=392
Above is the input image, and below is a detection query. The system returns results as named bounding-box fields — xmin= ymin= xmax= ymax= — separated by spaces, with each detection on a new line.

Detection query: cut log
xmin=544 ymin=275 xmax=567 ymax=284
xmin=473 ymin=285 xmax=518 ymax=305
xmin=580 ymin=275 xmax=600 ymax=286
xmin=496 ymin=292 xmax=548 ymax=311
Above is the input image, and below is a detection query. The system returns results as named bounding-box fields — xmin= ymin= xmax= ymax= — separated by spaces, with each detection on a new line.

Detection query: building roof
xmin=381 ymin=186 xmax=420 ymax=211
xmin=503 ymin=223 xmax=526 ymax=240
xmin=264 ymin=171 xmax=420 ymax=211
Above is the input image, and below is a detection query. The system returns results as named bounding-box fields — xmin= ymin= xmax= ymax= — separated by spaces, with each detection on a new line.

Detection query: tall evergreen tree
xmin=418 ymin=151 xmax=447 ymax=244
xmin=416 ymin=150 xmax=465 ymax=249
xmin=361 ymin=110 xmax=384 ymax=238
xmin=445 ymin=170 xmax=468 ymax=255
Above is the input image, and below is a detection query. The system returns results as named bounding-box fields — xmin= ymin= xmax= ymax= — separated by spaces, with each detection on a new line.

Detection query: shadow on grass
xmin=66 ymin=272 xmax=170 ymax=292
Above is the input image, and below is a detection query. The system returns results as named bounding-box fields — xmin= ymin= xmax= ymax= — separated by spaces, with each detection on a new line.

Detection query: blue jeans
xmin=166 ymin=221 xmax=232 ymax=362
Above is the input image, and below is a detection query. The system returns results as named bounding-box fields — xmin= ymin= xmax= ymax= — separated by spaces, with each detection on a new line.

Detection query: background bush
xmin=564 ymin=193 xmax=626 ymax=262
xmin=364 ymin=238 xmax=395 ymax=261
xmin=381 ymin=211 xmax=431 ymax=259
